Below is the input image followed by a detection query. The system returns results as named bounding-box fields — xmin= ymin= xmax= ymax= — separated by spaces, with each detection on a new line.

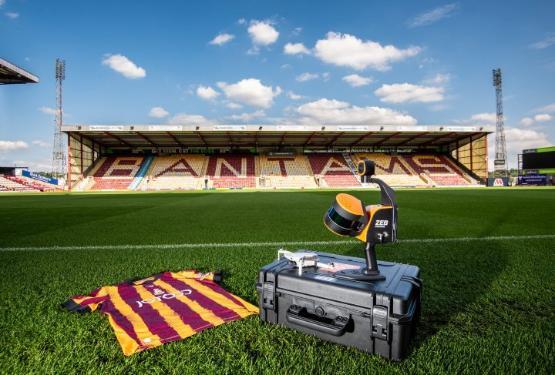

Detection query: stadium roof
xmin=63 ymin=124 xmax=493 ymax=149
xmin=0 ymin=58 xmax=39 ymax=84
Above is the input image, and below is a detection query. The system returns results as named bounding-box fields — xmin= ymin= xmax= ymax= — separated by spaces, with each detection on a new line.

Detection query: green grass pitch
xmin=0 ymin=188 xmax=554 ymax=374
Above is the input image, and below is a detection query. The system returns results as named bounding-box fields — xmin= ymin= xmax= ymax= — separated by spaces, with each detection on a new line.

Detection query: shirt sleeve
xmin=170 ymin=270 xmax=223 ymax=283
xmin=62 ymin=287 xmax=109 ymax=313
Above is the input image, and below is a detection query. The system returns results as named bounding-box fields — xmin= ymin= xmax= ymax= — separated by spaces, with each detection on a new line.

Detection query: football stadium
xmin=2 ymin=124 xmax=554 ymax=373
xmin=2 ymin=2 xmax=555 ymax=374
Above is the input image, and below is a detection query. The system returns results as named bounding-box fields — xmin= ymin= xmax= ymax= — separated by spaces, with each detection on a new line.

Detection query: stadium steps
xmin=73 ymin=177 xmax=94 ymax=191
xmin=129 ymin=155 xmax=154 ymax=190
xmin=419 ymin=173 xmax=433 ymax=186
xmin=342 ymin=152 xmax=358 ymax=174
xmin=444 ymin=155 xmax=482 ymax=184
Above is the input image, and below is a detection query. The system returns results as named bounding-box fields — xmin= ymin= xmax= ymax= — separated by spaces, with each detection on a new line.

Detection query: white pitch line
xmin=1 ymin=234 xmax=554 ymax=252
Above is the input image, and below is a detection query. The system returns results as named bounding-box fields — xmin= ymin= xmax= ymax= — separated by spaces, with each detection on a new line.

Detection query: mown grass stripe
xmin=1 ymin=234 xmax=554 ymax=252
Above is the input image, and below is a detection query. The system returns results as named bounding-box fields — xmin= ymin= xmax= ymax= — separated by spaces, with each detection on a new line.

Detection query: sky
xmin=1 ymin=0 xmax=554 ymax=171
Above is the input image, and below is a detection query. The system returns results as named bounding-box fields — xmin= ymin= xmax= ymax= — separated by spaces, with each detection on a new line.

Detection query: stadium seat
xmin=76 ymin=152 xmax=477 ymax=191
xmin=89 ymin=156 xmax=144 ymax=190
xmin=206 ymin=155 xmax=256 ymax=189
xmin=351 ymin=153 xmax=428 ymax=187
xmin=257 ymin=155 xmax=318 ymax=189
xmin=403 ymin=155 xmax=473 ymax=186
xmin=0 ymin=175 xmax=39 ymax=191
xmin=141 ymin=155 xmax=208 ymax=190
xmin=307 ymin=154 xmax=360 ymax=188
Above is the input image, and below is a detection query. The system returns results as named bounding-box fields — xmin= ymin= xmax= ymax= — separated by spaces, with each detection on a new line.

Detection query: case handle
xmin=286 ymin=306 xmax=350 ymax=337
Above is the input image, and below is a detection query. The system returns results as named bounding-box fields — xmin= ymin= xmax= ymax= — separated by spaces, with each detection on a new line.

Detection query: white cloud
xmin=148 ymin=106 xmax=169 ymax=118
xmin=196 ymin=85 xmax=220 ymax=101
xmin=535 ymin=102 xmax=555 ymax=113
xmin=228 ymin=110 xmax=265 ymax=122
xmin=287 ymin=91 xmax=303 ymax=100
xmin=520 ymin=117 xmax=534 ymax=127
xmin=5 ymin=11 xmax=18 ymax=19
xmin=225 ymin=102 xmax=243 ymax=109
xmin=12 ymin=159 xmax=51 ymax=171
xmin=295 ymin=98 xmax=417 ymax=125
xmin=519 ymin=113 xmax=553 ymax=127
xmin=424 ymin=73 xmax=451 ymax=85
xmin=0 ymin=0 xmax=5 ymax=7
xmin=375 ymin=83 xmax=444 ymax=103
xmin=284 ymin=42 xmax=310 ymax=55
xmin=498 ymin=128 xmax=551 ymax=169
xmin=38 ymin=106 xmax=58 ymax=116
xmin=248 ymin=20 xmax=279 ymax=46
xmin=314 ymin=32 xmax=421 ymax=71
xmin=296 ymin=72 xmax=319 ymax=82
xmin=209 ymin=33 xmax=235 ymax=46
xmin=168 ymin=113 xmax=214 ymax=125
xmin=0 ymin=140 xmax=28 ymax=152
xmin=505 ymin=128 xmax=550 ymax=153
xmin=530 ymin=33 xmax=555 ymax=50
xmin=292 ymin=27 xmax=303 ymax=36
xmin=471 ymin=112 xmax=497 ymax=124
xmin=38 ymin=106 xmax=71 ymax=118
xmin=31 ymin=140 xmax=50 ymax=148
xmin=534 ymin=113 xmax=552 ymax=122
xmin=342 ymin=74 xmax=373 ymax=87
xmin=408 ymin=3 xmax=459 ymax=28
xmin=217 ymin=78 xmax=281 ymax=108
xmin=102 ymin=54 xmax=146 ymax=79
xmin=237 ymin=18 xmax=246 ymax=25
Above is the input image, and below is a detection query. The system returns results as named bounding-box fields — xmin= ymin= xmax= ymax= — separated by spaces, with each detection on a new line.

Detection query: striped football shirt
xmin=63 ymin=270 xmax=259 ymax=355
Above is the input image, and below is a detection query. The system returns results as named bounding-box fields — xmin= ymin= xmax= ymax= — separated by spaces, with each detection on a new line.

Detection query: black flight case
xmin=257 ymin=251 xmax=421 ymax=361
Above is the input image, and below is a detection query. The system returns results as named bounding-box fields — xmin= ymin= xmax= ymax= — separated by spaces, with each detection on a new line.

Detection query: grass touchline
xmin=2 ymin=234 xmax=554 ymax=252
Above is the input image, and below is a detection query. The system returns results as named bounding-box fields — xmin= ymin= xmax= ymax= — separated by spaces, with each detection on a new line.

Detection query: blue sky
xmin=1 ymin=0 xmax=554 ymax=170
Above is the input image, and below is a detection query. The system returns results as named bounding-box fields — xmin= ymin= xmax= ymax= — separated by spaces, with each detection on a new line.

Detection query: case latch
xmin=262 ymin=282 xmax=276 ymax=311
xmin=371 ymin=305 xmax=389 ymax=341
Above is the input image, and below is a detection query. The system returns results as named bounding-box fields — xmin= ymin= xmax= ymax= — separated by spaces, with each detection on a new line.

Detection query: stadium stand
xmin=307 ymin=153 xmax=360 ymax=188
xmin=74 ymin=151 xmax=479 ymax=191
xmin=64 ymin=124 xmax=491 ymax=190
xmin=13 ymin=175 xmax=57 ymax=191
xmin=206 ymin=155 xmax=256 ymax=189
xmin=0 ymin=175 xmax=39 ymax=191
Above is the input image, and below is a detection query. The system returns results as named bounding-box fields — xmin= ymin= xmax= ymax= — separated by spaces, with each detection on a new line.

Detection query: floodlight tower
xmin=51 ymin=58 xmax=66 ymax=180
xmin=492 ymin=68 xmax=508 ymax=177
